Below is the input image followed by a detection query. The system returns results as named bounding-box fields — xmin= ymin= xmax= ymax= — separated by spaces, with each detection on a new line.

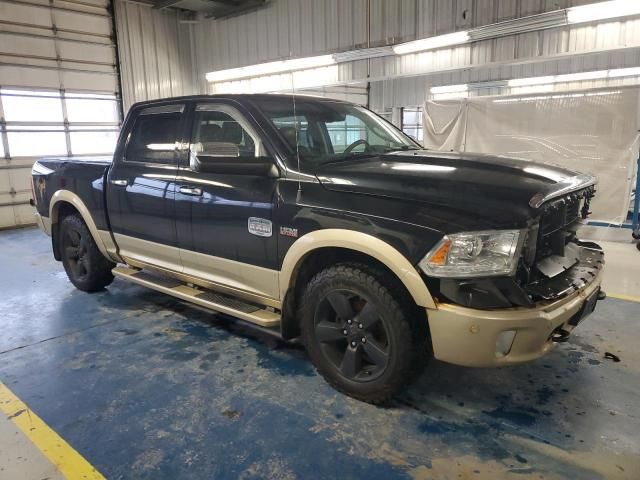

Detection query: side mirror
xmin=193 ymin=142 xmax=278 ymax=177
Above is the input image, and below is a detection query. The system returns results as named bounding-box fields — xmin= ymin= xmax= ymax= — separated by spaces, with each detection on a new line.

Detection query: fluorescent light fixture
xmin=393 ymin=31 xmax=470 ymax=55
xmin=430 ymin=84 xmax=469 ymax=94
xmin=493 ymin=90 xmax=622 ymax=103
xmin=508 ymin=76 xmax=555 ymax=87
xmin=291 ymin=65 xmax=339 ymax=90
xmin=567 ymin=0 xmax=640 ymax=24
xmin=432 ymin=64 xmax=640 ymax=100
xmin=430 ymin=84 xmax=469 ymax=100
xmin=556 ymin=70 xmax=608 ymax=82
xmin=206 ymin=54 xmax=335 ymax=82
xmin=432 ymin=92 xmax=469 ymax=101
xmin=509 ymin=68 xmax=640 ymax=88
xmin=608 ymin=66 xmax=640 ymax=78
xmin=509 ymin=84 xmax=554 ymax=95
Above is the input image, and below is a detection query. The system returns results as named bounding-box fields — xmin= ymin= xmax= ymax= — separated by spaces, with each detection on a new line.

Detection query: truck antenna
xmin=291 ymin=72 xmax=303 ymax=200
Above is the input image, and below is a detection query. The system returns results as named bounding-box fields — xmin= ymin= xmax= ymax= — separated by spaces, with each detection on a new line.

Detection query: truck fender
xmin=279 ymin=229 xmax=437 ymax=309
xmin=50 ymin=190 xmax=120 ymax=263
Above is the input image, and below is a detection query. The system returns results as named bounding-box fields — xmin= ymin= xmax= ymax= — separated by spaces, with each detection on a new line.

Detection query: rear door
xmin=106 ymin=103 xmax=186 ymax=271
xmin=174 ymin=101 xmax=280 ymax=301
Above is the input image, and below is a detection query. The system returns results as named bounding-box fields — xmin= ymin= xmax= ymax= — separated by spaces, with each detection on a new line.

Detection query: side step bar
xmin=112 ymin=266 xmax=281 ymax=328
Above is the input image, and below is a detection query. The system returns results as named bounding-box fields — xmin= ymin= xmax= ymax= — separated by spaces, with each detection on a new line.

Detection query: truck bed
xmin=32 ymin=156 xmax=113 ymax=235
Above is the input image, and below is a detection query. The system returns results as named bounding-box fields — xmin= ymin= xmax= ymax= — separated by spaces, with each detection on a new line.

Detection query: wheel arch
xmin=50 ymin=190 xmax=119 ymax=262
xmin=280 ymin=229 xmax=436 ymax=310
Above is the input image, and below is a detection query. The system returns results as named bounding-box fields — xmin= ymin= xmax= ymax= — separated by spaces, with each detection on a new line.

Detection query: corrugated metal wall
xmin=112 ymin=0 xmax=640 ymax=111
xmin=190 ymin=0 xmax=370 ymax=94
xmin=190 ymin=0 xmax=601 ymax=88
xmin=187 ymin=0 xmax=633 ymax=100
xmin=113 ymin=0 xmax=195 ymax=113
xmin=368 ymin=13 xmax=640 ymax=110
xmin=191 ymin=0 xmax=597 ymax=69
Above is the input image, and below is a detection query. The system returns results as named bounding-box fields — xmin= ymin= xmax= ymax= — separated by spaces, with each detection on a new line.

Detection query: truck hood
xmin=315 ymin=150 xmax=593 ymax=228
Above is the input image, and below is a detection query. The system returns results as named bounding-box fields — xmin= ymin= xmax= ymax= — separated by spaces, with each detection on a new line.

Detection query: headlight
xmin=419 ymin=230 xmax=523 ymax=278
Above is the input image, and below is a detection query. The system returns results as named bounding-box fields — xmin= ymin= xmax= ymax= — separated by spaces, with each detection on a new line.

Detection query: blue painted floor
xmin=1 ymin=227 xmax=639 ymax=479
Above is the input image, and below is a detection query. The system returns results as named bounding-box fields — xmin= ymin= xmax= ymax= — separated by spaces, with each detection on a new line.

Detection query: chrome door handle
xmin=110 ymin=179 xmax=128 ymax=186
xmin=179 ymin=186 xmax=202 ymax=196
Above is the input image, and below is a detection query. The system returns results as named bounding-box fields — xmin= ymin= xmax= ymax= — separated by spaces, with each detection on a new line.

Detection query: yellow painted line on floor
xmin=0 ymin=381 xmax=105 ymax=480
xmin=607 ymin=292 xmax=640 ymax=303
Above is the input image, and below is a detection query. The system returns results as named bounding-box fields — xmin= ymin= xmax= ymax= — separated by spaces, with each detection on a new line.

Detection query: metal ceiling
xmin=153 ymin=0 xmax=268 ymax=19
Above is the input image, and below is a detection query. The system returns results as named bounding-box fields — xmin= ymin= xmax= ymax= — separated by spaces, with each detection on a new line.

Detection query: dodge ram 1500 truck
xmin=31 ymin=94 xmax=605 ymax=403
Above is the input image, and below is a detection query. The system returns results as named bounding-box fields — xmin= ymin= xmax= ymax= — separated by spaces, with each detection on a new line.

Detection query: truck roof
xmin=129 ymin=93 xmax=351 ymax=110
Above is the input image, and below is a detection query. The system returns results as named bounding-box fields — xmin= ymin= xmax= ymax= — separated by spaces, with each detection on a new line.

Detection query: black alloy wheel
xmin=300 ymin=263 xmax=427 ymax=404
xmin=59 ymin=213 xmax=115 ymax=292
xmin=63 ymin=225 xmax=90 ymax=283
xmin=314 ymin=289 xmax=390 ymax=381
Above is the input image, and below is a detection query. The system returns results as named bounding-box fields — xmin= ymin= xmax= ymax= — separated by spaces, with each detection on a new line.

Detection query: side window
xmin=191 ymin=108 xmax=256 ymax=158
xmin=125 ymin=112 xmax=181 ymax=164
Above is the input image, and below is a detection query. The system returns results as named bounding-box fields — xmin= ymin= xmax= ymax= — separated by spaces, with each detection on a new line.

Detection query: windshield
xmin=251 ymin=97 xmax=420 ymax=167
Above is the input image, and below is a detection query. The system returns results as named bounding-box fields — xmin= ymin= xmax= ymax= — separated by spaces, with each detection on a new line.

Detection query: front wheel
xmin=60 ymin=214 xmax=115 ymax=292
xmin=300 ymin=263 xmax=427 ymax=404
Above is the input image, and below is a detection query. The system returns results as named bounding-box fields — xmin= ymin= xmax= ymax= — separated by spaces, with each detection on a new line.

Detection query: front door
xmin=174 ymin=102 xmax=280 ymax=301
xmin=106 ymin=103 xmax=185 ymax=272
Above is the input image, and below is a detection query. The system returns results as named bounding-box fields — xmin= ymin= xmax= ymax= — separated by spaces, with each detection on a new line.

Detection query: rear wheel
xmin=300 ymin=263 xmax=427 ymax=404
xmin=60 ymin=214 xmax=115 ymax=292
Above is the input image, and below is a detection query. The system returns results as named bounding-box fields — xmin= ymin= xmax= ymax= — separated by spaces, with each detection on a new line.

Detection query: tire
xmin=59 ymin=213 xmax=115 ymax=292
xmin=300 ymin=263 xmax=428 ymax=404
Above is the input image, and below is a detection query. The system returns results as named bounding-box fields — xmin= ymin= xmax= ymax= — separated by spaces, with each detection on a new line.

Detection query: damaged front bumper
xmin=427 ymin=244 xmax=604 ymax=367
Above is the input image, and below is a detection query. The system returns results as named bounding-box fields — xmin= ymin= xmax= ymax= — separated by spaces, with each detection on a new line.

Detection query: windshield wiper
xmin=317 ymin=152 xmax=380 ymax=166
xmin=382 ymin=145 xmax=422 ymax=153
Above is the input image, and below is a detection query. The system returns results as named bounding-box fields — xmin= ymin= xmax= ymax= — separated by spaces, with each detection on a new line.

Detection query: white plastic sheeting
xmin=422 ymin=88 xmax=639 ymax=223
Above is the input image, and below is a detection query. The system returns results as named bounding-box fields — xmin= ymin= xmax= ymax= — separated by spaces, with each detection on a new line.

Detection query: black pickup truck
xmin=31 ymin=94 xmax=604 ymax=403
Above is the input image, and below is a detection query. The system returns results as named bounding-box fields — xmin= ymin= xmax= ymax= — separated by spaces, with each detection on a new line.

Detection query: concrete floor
xmin=1 ymin=226 xmax=639 ymax=480
xmin=0 ymin=414 xmax=65 ymax=480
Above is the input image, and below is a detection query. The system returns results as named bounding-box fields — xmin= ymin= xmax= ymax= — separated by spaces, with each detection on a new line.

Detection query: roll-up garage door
xmin=0 ymin=0 xmax=120 ymax=229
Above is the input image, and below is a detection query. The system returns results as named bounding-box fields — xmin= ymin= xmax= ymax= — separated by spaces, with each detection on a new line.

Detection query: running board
xmin=112 ymin=266 xmax=281 ymax=328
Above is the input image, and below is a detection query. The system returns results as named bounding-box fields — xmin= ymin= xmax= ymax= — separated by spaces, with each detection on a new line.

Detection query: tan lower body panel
xmin=180 ymin=246 xmax=280 ymax=300
xmin=113 ymin=233 xmax=280 ymax=302
xmin=428 ymin=270 xmax=603 ymax=367
xmin=123 ymin=257 xmax=282 ymax=309
xmin=114 ymin=234 xmax=183 ymax=274
xmin=112 ymin=266 xmax=281 ymax=328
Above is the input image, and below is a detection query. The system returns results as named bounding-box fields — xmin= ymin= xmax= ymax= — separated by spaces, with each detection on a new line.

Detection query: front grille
xmin=519 ymin=185 xmax=599 ymax=302
xmin=535 ymin=187 xmax=593 ymax=261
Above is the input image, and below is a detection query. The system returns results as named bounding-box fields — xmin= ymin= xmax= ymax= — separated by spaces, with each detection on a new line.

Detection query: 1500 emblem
xmin=279 ymin=226 xmax=298 ymax=238
xmin=248 ymin=217 xmax=272 ymax=237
